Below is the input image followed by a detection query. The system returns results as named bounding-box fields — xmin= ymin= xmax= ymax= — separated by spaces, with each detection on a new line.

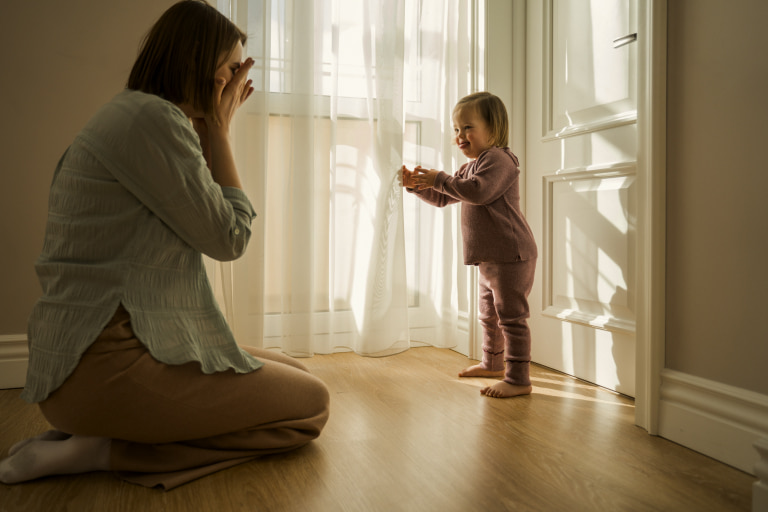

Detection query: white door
xmin=525 ymin=0 xmax=639 ymax=396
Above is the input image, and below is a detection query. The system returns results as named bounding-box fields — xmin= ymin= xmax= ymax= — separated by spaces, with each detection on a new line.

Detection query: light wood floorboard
xmin=0 ymin=347 xmax=754 ymax=511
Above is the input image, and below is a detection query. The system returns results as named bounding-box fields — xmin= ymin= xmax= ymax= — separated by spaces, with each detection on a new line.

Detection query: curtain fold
xmin=215 ymin=0 xmax=476 ymax=358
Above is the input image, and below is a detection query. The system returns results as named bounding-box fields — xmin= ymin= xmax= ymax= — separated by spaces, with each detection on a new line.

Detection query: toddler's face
xmin=452 ymin=107 xmax=493 ymax=159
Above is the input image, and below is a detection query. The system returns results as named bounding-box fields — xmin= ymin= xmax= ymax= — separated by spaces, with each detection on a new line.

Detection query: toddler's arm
xmin=400 ymin=164 xmax=458 ymax=208
xmin=431 ymin=150 xmax=519 ymax=206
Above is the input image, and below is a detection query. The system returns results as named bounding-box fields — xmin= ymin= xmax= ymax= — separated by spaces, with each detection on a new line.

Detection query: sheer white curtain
xmin=208 ymin=0 xmax=480 ymax=358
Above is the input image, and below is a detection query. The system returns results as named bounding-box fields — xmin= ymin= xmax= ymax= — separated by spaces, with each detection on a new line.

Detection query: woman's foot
xmin=8 ymin=430 xmax=71 ymax=456
xmin=481 ymin=381 xmax=532 ymax=398
xmin=458 ymin=364 xmax=504 ymax=378
xmin=0 ymin=435 xmax=110 ymax=484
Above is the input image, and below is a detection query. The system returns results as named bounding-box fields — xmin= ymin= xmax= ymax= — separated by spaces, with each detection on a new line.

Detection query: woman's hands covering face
xmin=209 ymin=56 xmax=254 ymax=130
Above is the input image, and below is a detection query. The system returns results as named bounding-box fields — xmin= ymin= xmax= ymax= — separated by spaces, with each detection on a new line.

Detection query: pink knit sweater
xmin=409 ymin=147 xmax=537 ymax=265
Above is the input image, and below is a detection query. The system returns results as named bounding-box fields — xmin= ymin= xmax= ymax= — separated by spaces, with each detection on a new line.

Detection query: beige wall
xmin=666 ymin=0 xmax=768 ymax=395
xmin=0 ymin=0 xmax=176 ymax=334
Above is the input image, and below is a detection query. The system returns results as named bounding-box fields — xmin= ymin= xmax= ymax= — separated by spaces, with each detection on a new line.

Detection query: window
xmin=218 ymin=0 xmax=482 ymax=355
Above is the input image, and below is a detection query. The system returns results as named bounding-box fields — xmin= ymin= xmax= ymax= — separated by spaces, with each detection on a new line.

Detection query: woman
xmin=0 ymin=0 xmax=329 ymax=490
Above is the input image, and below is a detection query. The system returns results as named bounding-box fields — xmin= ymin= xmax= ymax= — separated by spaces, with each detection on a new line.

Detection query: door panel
xmin=549 ymin=0 xmax=636 ymax=135
xmin=544 ymin=165 xmax=636 ymax=333
xmin=527 ymin=0 xmax=638 ymax=396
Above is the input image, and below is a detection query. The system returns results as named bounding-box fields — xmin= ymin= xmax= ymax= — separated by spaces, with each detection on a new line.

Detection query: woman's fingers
xmin=240 ymin=79 xmax=254 ymax=104
xmin=213 ymin=59 xmax=255 ymax=128
xmin=214 ymin=77 xmax=228 ymax=103
xmin=226 ymin=58 xmax=254 ymax=98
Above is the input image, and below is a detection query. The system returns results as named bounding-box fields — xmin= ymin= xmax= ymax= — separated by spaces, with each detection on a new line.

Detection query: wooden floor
xmin=0 ymin=347 xmax=754 ymax=511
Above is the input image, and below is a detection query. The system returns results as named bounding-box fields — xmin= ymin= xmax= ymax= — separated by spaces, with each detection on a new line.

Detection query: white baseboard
xmin=754 ymin=438 xmax=768 ymax=512
xmin=0 ymin=335 xmax=28 ymax=390
xmin=659 ymin=368 xmax=768 ymax=476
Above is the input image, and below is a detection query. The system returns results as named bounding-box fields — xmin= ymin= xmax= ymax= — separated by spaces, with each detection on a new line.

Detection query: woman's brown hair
xmin=127 ymin=0 xmax=247 ymax=118
xmin=453 ymin=92 xmax=509 ymax=148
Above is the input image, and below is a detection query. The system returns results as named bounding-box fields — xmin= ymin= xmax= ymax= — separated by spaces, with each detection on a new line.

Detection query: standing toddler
xmin=402 ymin=92 xmax=537 ymax=398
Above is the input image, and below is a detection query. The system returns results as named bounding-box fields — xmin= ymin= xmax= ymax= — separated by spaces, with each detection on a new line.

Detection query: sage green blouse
xmin=22 ymin=89 xmax=263 ymax=403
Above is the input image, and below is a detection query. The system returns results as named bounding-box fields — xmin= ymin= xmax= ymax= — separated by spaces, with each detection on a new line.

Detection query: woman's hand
xmin=204 ymin=58 xmax=254 ymax=189
xmin=207 ymin=58 xmax=255 ymax=132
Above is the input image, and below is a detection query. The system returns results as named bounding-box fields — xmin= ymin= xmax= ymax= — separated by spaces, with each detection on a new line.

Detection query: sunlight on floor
xmin=531 ymin=375 xmax=605 ymax=390
xmin=531 ymin=384 xmax=633 ymax=407
xmin=454 ymin=376 xmax=634 ymax=407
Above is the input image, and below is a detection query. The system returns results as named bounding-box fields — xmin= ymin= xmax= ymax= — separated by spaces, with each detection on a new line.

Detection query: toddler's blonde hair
xmin=453 ymin=92 xmax=509 ymax=148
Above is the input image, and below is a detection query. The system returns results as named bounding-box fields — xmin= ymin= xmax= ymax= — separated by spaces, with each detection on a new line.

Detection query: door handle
xmin=613 ymin=33 xmax=637 ymax=48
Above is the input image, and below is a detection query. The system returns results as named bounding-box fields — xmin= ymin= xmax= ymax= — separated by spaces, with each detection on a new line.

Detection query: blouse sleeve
xmin=78 ymin=94 xmax=256 ymax=262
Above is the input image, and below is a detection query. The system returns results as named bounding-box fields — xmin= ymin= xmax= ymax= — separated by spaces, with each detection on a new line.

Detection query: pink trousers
xmin=477 ymin=259 xmax=537 ymax=386
xmin=39 ymin=306 xmax=330 ymax=490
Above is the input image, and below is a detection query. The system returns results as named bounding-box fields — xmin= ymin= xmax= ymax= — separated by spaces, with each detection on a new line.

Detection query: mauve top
xmin=408 ymin=147 xmax=537 ymax=265
xmin=22 ymin=89 xmax=263 ymax=403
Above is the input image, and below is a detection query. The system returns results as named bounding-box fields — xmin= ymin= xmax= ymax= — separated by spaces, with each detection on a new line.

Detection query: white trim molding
xmin=544 ymin=110 xmax=637 ymax=141
xmin=659 ymin=368 xmax=768 ymax=475
xmin=754 ymin=437 xmax=768 ymax=512
xmin=0 ymin=334 xmax=28 ymax=390
xmin=541 ymin=162 xmax=638 ymax=335
xmin=633 ymin=0 xmax=667 ymax=435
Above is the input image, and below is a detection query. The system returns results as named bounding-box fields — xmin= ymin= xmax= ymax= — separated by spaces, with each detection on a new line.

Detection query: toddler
xmin=402 ymin=92 xmax=537 ymax=398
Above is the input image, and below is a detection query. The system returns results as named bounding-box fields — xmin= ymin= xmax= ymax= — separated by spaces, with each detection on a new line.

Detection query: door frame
xmin=632 ymin=0 xmax=667 ymax=434
xmin=483 ymin=0 xmax=666 ymax=433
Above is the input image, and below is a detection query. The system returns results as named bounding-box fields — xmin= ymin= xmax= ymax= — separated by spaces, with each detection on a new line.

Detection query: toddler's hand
xmin=412 ymin=166 xmax=438 ymax=189
xmin=401 ymin=165 xmax=416 ymax=189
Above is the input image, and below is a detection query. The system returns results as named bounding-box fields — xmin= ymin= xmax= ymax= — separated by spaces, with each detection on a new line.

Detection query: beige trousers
xmin=39 ymin=306 xmax=330 ymax=490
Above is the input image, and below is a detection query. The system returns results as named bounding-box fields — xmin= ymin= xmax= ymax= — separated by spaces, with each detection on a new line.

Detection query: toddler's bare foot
xmin=458 ymin=364 xmax=504 ymax=378
xmin=481 ymin=381 xmax=532 ymax=398
xmin=0 ymin=435 xmax=110 ymax=484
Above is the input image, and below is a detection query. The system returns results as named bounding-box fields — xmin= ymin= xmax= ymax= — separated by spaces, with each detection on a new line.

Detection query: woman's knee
xmin=302 ymin=372 xmax=331 ymax=417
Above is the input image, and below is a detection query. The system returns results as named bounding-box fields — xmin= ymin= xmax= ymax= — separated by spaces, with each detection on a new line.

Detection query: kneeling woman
xmin=0 ymin=0 xmax=329 ymax=490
